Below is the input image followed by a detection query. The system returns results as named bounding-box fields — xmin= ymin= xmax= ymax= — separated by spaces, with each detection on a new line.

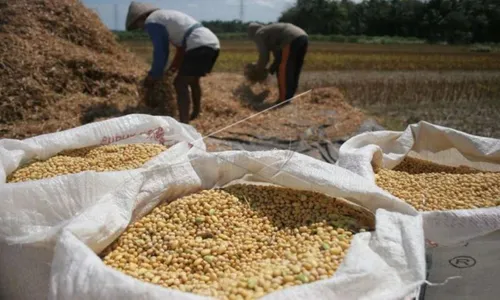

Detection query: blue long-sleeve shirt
xmin=145 ymin=22 xmax=169 ymax=79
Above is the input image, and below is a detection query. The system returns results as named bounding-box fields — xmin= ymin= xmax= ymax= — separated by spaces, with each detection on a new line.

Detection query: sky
xmin=82 ymin=0 xmax=297 ymax=30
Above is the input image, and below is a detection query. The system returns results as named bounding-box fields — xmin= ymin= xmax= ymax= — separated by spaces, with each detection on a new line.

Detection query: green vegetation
xmin=122 ymin=40 xmax=500 ymax=72
xmin=114 ymin=31 xmax=426 ymax=45
xmin=199 ymin=1 xmax=500 ymax=45
xmin=280 ymin=0 xmax=500 ymax=44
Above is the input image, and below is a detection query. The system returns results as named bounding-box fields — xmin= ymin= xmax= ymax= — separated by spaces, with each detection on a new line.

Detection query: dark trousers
xmin=273 ymin=35 xmax=308 ymax=102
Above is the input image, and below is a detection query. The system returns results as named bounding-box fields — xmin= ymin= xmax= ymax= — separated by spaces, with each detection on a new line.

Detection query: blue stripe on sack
xmin=182 ymin=23 xmax=203 ymax=48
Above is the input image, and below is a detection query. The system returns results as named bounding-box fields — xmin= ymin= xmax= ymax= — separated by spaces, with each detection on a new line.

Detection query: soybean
xmin=102 ymin=184 xmax=374 ymax=299
xmin=375 ymin=157 xmax=500 ymax=211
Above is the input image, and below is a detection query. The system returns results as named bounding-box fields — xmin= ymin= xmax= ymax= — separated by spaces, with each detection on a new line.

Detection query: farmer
xmin=126 ymin=1 xmax=220 ymax=123
xmin=247 ymin=22 xmax=308 ymax=104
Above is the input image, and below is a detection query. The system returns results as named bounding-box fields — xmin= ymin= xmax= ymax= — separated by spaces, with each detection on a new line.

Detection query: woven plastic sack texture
xmin=49 ymin=149 xmax=425 ymax=300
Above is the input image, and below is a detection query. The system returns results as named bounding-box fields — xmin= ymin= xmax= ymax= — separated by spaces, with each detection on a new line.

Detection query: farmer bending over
xmin=126 ymin=1 xmax=220 ymax=123
xmin=248 ymin=22 xmax=308 ymax=104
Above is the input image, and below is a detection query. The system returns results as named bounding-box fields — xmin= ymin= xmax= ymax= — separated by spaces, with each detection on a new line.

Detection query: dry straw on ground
xmin=195 ymin=74 xmax=365 ymax=150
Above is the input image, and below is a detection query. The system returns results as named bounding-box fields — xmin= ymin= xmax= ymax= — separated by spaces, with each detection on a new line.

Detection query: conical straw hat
xmin=126 ymin=1 xmax=159 ymax=30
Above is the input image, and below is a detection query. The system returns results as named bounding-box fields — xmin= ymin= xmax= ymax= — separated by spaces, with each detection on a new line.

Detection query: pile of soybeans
xmin=102 ymin=184 xmax=375 ymax=299
xmin=7 ymin=143 xmax=167 ymax=183
xmin=375 ymin=157 xmax=500 ymax=211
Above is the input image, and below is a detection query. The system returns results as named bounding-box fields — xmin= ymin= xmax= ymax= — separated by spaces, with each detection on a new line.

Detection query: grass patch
xmin=122 ymin=40 xmax=500 ymax=72
xmin=114 ymin=31 xmax=427 ymax=44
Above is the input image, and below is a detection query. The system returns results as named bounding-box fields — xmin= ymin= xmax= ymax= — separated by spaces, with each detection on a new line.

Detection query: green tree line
xmin=205 ymin=0 xmax=500 ymax=44
xmin=279 ymin=0 xmax=500 ymax=44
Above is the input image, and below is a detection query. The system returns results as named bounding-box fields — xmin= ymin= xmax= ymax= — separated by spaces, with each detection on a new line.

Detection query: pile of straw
xmin=0 ymin=0 xmax=147 ymax=138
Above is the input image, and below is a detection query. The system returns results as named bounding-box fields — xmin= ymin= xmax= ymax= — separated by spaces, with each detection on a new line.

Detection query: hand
xmin=255 ymin=65 xmax=268 ymax=76
xmin=167 ymin=66 xmax=178 ymax=74
xmin=190 ymin=110 xmax=200 ymax=121
xmin=146 ymin=73 xmax=163 ymax=81
xmin=269 ymin=63 xmax=278 ymax=75
xmin=245 ymin=63 xmax=256 ymax=72
xmin=144 ymin=73 xmax=155 ymax=87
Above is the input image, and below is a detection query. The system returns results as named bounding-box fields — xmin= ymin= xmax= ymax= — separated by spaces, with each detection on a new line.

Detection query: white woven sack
xmin=0 ymin=114 xmax=204 ymax=300
xmin=49 ymin=149 xmax=426 ymax=300
xmin=337 ymin=122 xmax=500 ymax=299
xmin=337 ymin=121 xmax=500 ymax=246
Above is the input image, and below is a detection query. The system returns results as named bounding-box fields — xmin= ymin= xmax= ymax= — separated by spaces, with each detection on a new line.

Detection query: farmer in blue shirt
xmin=126 ymin=1 xmax=220 ymax=124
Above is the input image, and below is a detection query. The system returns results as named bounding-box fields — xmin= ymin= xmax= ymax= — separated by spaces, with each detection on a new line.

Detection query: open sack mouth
xmin=374 ymin=156 xmax=500 ymax=212
xmin=100 ymin=183 xmax=375 ymax=299
xmin=6 ymin=143 xmax=169 ymax=183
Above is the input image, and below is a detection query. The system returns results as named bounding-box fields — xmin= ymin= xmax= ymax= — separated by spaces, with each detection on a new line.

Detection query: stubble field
xmin=122 ymin=40 xmax=500 ymax=137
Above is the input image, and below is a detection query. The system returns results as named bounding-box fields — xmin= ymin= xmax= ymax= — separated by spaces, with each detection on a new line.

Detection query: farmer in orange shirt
xmin=247 ymin=22 xmax=308 ymax=104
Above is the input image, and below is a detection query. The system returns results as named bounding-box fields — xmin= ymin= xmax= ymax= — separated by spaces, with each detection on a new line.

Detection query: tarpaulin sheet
xmin=205 ymin=119 xmax=384 ymax=164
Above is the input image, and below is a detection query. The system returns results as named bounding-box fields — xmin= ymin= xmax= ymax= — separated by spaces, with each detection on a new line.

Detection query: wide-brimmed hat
xmin=125 ymin=1 xmax=159 ymax=31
